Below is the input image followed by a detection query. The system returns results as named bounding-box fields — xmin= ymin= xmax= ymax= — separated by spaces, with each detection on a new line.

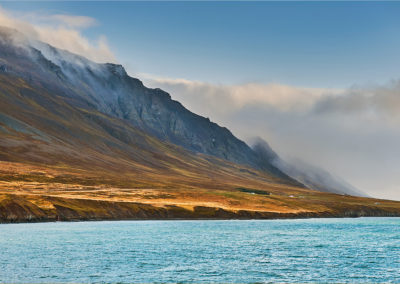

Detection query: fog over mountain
xmin=0 ymin=6 xmax=114 ymax=63
xmin=143 ymin=76 xmax=400 ymax=200
xmin=250 ymin=137 xmax=367 ymax=197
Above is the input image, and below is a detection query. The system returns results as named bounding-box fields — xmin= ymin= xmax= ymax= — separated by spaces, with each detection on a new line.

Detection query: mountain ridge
xmin=0 ymin=26 xmax=300 ymax=186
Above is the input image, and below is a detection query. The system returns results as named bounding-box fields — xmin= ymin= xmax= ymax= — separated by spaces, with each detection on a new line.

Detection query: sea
xmin=1 ymin=218 xmax=399 ymax=283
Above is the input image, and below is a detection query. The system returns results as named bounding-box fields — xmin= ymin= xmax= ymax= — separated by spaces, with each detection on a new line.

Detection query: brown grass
xmin=1 ymin=160 xmax=400 ymax=223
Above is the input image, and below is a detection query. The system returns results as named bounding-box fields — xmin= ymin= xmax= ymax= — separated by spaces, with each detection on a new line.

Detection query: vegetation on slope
xmin=1 ymin=161 xmax=400 ymax=223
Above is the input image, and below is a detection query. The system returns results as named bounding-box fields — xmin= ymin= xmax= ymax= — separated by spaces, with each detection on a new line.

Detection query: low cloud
xmin=314 ymin=80 xmax=400 ymax=123
xmin=142 ymin=75 xmax=343 ymax=114
xmin=46 ymin=14 xmax=97 ymax=29
xmin=144 ymin=75 xmax=400 ymax=200
xmin=0 ymin=6 xmax=115 ymax=63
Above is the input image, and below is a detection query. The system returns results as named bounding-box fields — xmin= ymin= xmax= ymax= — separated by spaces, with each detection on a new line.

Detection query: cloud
xmin=47 ymin=14 xmax=97 ymax=28
xmin=0 ymin=6 xmax=115 ymax=63
xmin=313 ymin=80 xmax=400 ymax=124
xmin=141 ymin=74 xmax=343 ymax=113
xmin=143 ymin=75 xmax=400 ymax=200
xmin=145 ymin=74 xmax=400 ymax=122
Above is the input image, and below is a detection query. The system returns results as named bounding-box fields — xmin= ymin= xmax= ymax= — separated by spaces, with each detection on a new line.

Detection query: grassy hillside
xmin=1 ymin=160 xmax=400 ymax=223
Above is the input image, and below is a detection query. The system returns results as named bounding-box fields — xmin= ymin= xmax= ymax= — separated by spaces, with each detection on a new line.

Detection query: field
xmin=2 ymin=160 xmax=400 ymax=223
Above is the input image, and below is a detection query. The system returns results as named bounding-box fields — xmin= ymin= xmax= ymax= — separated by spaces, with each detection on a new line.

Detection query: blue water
xmin=1 ymin=218 xmax=399 ymax=283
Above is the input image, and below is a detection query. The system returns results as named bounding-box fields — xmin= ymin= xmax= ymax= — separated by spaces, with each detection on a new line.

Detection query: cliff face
xmin=0 ymin=26 xmax=296 ymax=184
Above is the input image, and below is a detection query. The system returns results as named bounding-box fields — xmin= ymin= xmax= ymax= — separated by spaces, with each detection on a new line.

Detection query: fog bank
xmin=143 ymin=75 xmax=400 ymax=200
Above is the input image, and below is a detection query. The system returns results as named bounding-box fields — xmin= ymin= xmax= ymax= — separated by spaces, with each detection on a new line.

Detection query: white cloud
xmin=141 ymin=74 xmax=343 ymax=113
xmin=48 ymin=14 xmax=97 ymax=28
xmin=0 ymin=6 xmax=115 ymax=63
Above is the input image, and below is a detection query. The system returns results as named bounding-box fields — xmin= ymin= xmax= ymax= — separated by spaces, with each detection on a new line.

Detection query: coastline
xmin=2 ymin=195 xmax=400 ymax=224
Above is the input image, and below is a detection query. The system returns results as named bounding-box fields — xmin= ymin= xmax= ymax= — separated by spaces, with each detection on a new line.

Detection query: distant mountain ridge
xmin=251 ymin=137 xmax=367 ymax=197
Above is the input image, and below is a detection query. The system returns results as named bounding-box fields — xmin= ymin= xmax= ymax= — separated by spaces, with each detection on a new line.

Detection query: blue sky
xmin=3 ymin=1 xmax=400 ymax=88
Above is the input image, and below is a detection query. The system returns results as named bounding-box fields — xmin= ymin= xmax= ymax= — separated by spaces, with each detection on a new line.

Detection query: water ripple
xmin=0 ymin=218 xmax=399 ymax=283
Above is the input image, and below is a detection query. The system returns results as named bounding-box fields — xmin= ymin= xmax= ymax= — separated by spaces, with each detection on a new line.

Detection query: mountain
xmin=0 ymin=26 xmax=296 ymax=183
xmin=1 ymin=26 xmax=399 ymax=222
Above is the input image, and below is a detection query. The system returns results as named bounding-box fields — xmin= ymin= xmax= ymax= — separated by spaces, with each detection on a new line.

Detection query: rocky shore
xmin=1 ymin=194 xmax=400 ymax=224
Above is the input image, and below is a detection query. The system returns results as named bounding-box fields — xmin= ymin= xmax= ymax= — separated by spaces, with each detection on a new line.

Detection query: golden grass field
xmin=2 ymin=160 xmax=400 ymax=223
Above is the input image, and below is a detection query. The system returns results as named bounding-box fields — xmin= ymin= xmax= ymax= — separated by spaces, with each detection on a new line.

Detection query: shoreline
xmin=2 ymin=195 xmax=400 ymax=224
xmin=2 ymin=215 xmax=400 ymax=225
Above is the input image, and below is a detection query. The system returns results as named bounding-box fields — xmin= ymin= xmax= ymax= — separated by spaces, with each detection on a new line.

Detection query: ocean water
xmin=0 ymin=218 xmax=399 ymax=283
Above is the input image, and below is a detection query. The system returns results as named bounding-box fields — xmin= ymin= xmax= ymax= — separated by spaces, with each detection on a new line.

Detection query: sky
xmin=1 ymin=1 xmax=400 ymax=200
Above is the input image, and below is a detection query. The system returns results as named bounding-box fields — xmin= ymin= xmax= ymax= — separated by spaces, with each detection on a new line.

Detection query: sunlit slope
xmin=1 ymin=160 xmax=400 ymax=222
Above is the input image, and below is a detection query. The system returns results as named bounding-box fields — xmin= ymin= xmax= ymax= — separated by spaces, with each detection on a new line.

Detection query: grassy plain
xmin=1 ymin=160 xmax=400 ymax=222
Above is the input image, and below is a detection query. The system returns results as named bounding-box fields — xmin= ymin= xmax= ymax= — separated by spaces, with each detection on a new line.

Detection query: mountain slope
xmin=0 ymin=26 xmax=303 ymax=189
xmin=0 ymin=27 xmax=296 ymax=184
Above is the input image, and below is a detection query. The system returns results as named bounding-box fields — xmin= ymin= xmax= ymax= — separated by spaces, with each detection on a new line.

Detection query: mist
xmin=143 ymin=76 xmax=400 ymax=200
xmin=250 ymin=137 xmax=367 ymax=197
xmin=0 ymin=6 xmax=115 ymax=63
